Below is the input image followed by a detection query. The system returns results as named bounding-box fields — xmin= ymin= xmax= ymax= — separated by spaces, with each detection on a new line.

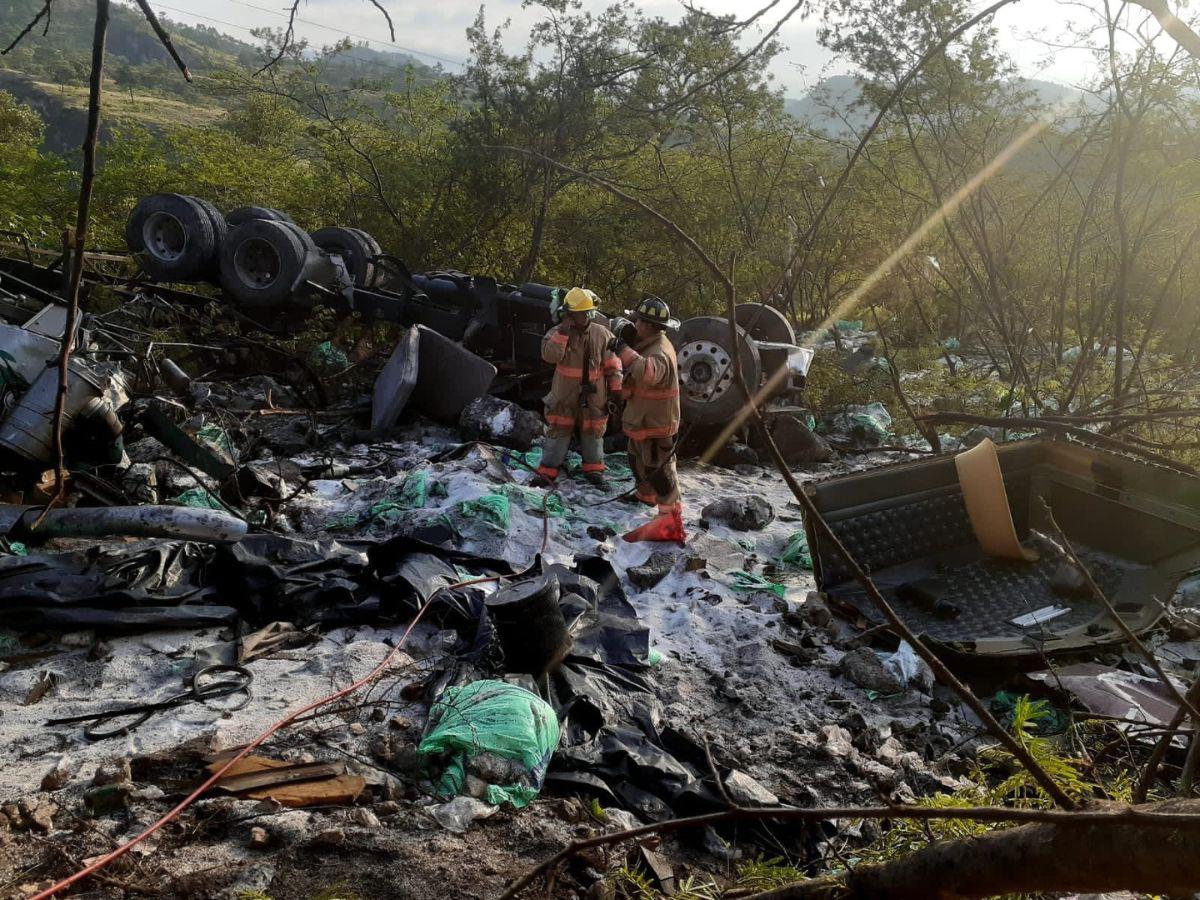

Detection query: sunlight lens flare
xmin=699 ymin=111 xmax=1058 ymax=463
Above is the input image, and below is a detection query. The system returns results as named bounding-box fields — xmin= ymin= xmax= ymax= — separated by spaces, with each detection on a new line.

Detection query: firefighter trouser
xmin=540 ymin=429 xmax=605 ymax=477
xmin=627 ymin=437 xmax=679 ymax=507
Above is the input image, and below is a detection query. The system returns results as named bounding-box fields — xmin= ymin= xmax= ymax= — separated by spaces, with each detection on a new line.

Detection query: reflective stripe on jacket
xmin=541 ymin=320 xmax=620 ymax=433
xmin=619 ymin=331 xmax=680 ymax=441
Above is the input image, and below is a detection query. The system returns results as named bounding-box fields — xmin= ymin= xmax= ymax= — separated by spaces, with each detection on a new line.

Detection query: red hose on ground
xmin=32 ymin=570 xmax=510 ymax=898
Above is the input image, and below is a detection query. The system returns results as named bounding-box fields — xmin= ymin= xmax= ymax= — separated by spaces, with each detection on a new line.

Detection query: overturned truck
xmin=120 ymin=193 xmax=815 ymax=430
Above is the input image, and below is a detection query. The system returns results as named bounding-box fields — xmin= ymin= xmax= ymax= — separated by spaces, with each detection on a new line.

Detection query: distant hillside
xmin=0 ymin=68 xmax=225 ymax=153
xmin=786 ymin=74 xmax=1095 ymax=134
xmin=0 ymin=0 xmax=438 ymax=151
xmin=785 ymin=75 xmax=867 ymax=133
xmin=0 ymin=0 xmax=435 ymax=85
xmin=0 ymin=0 xmax=250 ymax=86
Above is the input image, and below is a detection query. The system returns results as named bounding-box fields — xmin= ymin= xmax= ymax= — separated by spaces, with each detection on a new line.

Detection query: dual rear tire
xmin=125 ymin=194 xmax=382 ymax=305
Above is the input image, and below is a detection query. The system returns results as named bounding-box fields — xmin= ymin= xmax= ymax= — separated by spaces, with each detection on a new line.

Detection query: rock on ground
xmin=772 ymin=414 xmax=833 ymax=466
xmin=459 ymin=395 xmax=545 ymax=451
xmin=712 ymin=442 xmax=759 ymax=469
xmin=700 ymin=496 xmax=774 ymax=531
xmin=836 ymin=646 xmax=903 ymax=695
xmin=724 ymin=770 xmax=779 ymax=807
xmin=628 ymin=551 xmax=676 ymax=589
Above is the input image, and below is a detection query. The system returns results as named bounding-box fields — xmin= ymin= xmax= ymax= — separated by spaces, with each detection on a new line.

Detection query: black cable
xmin=47 ymin=664 xmax=253 ymax=741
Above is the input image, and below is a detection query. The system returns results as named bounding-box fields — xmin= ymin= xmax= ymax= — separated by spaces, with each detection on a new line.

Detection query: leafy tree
xmin=0 ymin=90 xmax=71 ymax=238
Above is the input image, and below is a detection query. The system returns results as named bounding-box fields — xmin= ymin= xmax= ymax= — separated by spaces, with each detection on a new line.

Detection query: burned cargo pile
xmin=2 ymin=198 xmax=1200 ymax=899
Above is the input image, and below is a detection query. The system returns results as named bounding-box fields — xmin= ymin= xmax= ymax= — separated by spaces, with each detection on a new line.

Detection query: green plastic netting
xmin=418 ymin=680 xmax=560 ymax=808
xmin=460 ymin=493 xmax=511 ymax=530
xmin=779 ymin=531 xmax=812 ymax=570
xmin=726 ymin=571 xmax=787 ymax=599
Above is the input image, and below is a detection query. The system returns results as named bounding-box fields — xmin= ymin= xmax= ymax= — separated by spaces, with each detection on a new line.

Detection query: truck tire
xmin=187 ymin=196 xmax=228 ymax=279
xmin=224 ymin=206 xmax=294 ymax=228
xmin=311 ymin=226 xmax=378 ymax=287
xmin=348 ymin=227 xmax=382 ymax=258
xmin=735 ymin=302 xmax=796 ymax=400
xmin=349 ymin=228 xmax=383 ymax=286
xmin=218 ymin=218 xmax=316 ymax=308
xmin=125 ymin=193 xmax=217 ymax=282
xmin=734 ymin=302 xmax=796 ymax=345
xmin=671 ymin=316 xmax=762 ymax=426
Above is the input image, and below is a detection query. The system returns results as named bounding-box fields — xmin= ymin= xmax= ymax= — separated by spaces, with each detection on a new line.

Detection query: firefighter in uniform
xmin=610 ymin=297 xmax=685 ymax=543
xmin=535 ymin=287 xmax=622 ymax=488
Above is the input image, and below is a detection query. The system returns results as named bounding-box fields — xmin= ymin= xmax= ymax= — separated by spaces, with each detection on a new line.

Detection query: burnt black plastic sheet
xmin=0 ymin=528 xmax=517 ymax=634
xmin=214 ymin=534 xmax=374 ymax=622
xmin=0 ymin=541 xmax=229 ymax=631
xmin=0 ymin=527 xmax=767 ymax=832
xmin=461 ymin=555 xmax=725 ymax=821
xmin=7 ymin=604 xmax=238 ymax=632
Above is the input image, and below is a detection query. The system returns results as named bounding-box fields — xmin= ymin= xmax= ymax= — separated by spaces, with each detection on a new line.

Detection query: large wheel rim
xmin=142 ymin=211 xmax=187 ymax=263
xmin=233 ymin=237 xmax=282 ymax=289
xmin=678 ymin=339 xmax=735 ymax=403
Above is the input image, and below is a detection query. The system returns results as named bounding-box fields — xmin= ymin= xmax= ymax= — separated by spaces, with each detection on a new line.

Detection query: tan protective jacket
xmin=541 ymin=320 xmax=622 ymax=435
xmin=618 ymin=331 xmax=681 ymax=441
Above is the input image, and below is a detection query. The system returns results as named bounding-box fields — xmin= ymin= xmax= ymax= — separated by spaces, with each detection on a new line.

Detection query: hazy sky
xmin=144 ymin=0 xmax=1141 ymax=95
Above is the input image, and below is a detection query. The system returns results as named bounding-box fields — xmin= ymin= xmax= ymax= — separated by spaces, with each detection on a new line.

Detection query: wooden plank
xmin=205 ymin=755 xmax=367 ymax=808
xmin=209 ymin=759 xmax=343 ymax=793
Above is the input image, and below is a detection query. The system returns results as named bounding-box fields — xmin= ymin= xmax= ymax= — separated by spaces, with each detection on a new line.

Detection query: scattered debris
xmin=1026 ymin=663 xmax=1184 ymax=728
xmin=3 ymin=189 xmax=1196 ymax=900
xmin=772 ymin=413 xmax=833 ymax=466
xmin=431 ymin=796 xmax=500 ymax=833
xmin=486 ymin=576 xmax=573 ymax=676
xmin=724 ymin=770 xmax=779 ymax=807
xmin=882 ymin=641 xmax=935 ymax=693
xmin=460 ymin=395 xmax=545 ymax=451
xmin=712 ymin=441 xmax=760 ymax=469
xmin=418 ymin=680 xmax=560 ymax=808
xmin=13 ymin=795 xmax=58 ymax=832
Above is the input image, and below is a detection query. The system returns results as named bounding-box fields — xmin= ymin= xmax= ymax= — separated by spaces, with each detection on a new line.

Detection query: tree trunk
xmin=516 ymin=169 xmax=553 ymax=284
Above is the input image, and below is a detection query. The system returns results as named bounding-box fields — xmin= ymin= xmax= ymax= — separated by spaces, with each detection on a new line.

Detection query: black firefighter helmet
xmin=625 ymin=296 xmax=680 ymax=330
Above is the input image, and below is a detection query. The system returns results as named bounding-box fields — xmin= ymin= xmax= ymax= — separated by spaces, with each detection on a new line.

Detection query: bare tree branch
xmin=681 ymin=0 xmax=784 ymax=33
xmin=254 ymin=0 xmax=397 ymax=75
xmin=133 ymin=0 xmax=192 ymax=81
xmin=1 ymin=0 xmax=53 ymax=56
xmin=750 ymin=799 xmax=1200 ymax=898
xmin=870 ymin=305 xmax=941 ymax=452
xmin=1041 ymin=497 xmax=1200 ymax=724
xmin=918 ymin=411 xmax=1197 ymax=474
xmin=254 ymin=0 xmax=302 ymax=76
xmin=653 ymin=0 xmax=806 ymax=115
xmin=365 ymin=0 xmax=396 ymax=42
xmin=775 ymin=0 xmax=1022 ymax=310
xmin=1128 ymin=0 xmax=1200 ymax=57
xmin=35 ymin=0 xmax=109 ymax=526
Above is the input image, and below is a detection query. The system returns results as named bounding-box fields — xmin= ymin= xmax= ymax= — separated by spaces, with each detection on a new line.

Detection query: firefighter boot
xmin=622 ymin=503 xmax=685 ymax=545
